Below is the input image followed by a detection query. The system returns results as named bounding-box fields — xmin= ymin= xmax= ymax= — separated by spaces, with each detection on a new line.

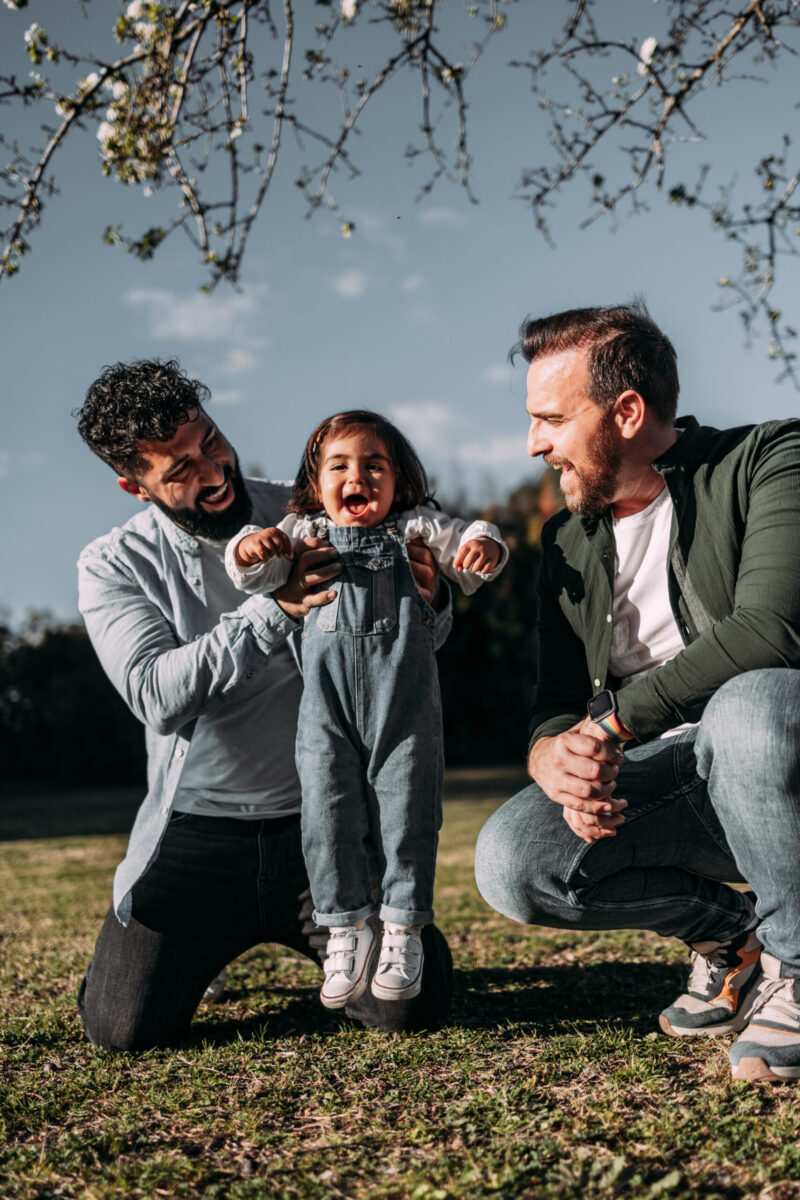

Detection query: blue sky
xmin=2 ymin=1 xmax=798 ymax=624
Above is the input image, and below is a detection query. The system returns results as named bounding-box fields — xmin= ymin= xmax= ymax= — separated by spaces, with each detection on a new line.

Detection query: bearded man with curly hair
xmin=74 ymin=358 xmax=453 ymax=1049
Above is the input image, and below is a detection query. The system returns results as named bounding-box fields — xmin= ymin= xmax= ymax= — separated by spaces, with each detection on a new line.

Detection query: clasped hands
xmin=527 ymin=717 xmax=628 ymax=844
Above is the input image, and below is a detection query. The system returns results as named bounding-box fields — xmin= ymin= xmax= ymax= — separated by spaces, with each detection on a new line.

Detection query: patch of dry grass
xmin=2 ymin=786 xmax=799 ymax=1199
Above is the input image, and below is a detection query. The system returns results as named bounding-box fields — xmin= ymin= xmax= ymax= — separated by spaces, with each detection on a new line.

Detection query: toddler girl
xmin=225 ymin=411 xmax=508 ymax=1009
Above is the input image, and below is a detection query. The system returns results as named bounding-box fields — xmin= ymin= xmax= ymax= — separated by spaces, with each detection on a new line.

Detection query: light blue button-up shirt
xmin=78 ymin=478 xmax=452 ymax=925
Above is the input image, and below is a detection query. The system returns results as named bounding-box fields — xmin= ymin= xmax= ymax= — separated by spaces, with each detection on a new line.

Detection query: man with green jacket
xmin=474 ymin=302 xmax=800 ymax=1083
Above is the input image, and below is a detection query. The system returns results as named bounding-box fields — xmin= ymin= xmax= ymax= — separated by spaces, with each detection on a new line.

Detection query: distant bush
xmin=0 ymin=618 xmax=146 ymax=785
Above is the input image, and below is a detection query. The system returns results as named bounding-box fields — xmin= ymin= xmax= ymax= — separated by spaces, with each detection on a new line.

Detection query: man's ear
xmin=117 ymin=476 xmax=151 ymax=503
xmin=613 ymin=390 xmax=646 ymax=440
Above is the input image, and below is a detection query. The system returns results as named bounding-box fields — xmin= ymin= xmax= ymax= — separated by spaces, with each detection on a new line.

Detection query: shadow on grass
xmin=184 ymin=960 xmax=686 ymax=1047
xmin=452 ymin=961 xmax=686 ymax=1033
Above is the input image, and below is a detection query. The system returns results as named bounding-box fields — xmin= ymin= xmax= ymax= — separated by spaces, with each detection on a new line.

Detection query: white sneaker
xmin=371 ymin=925 xmax=424 ymax=1001
xmin=320 ymin=923 xmax=377 ymax=1010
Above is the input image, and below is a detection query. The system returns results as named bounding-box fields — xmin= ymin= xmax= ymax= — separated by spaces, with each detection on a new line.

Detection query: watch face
xmin=587 ymin=691 xmax=614 ymax=722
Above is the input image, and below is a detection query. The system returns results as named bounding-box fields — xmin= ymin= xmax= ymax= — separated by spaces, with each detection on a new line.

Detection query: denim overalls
xmin=295 ymin=519 xmax=444 ymax=928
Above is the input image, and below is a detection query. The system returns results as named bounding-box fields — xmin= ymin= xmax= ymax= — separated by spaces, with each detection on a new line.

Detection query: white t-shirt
xmin=608 ymin=486 xmax=684 ymax=686
xmin=608 ymin=486 xmax=695 ymax=738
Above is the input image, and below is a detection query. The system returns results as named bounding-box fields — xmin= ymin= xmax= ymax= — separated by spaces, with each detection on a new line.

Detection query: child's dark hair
xmin=288 ymin=410 xmax=432 ymax=516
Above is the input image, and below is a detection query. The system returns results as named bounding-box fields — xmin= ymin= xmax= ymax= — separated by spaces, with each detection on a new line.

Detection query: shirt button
xmin=594 ymin=678 xmax=601 ymax=688
xmin=606 ymin=613 xmax=612 ymax=623
xmin=190 ymin=539 xmax=199 ymax=549
xmin=367 ymin=558 xmax=381 ymax=569
xmin=175 ymin=747 xmax=185 ymax=759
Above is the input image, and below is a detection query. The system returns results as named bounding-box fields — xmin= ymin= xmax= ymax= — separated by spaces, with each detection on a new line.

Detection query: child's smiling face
xmin=318 ymin=430 xmax=398 ymax=526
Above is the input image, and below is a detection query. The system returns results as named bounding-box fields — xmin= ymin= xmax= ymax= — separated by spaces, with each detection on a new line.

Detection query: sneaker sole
xmin=658 ymin=967 xmax=765 ymax=1039
xmin=320 ymin=938 xmax=378 ymax=1011
xmin=658 ymin=1012 xmax=747 ymax=1039
xmin=731 ymin=1056 xmax=800 ymax=1083
xmin=370 ymin=976 xmax=422 ymax=1001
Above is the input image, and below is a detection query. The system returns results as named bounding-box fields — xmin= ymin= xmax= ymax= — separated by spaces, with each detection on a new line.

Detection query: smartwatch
xmin=586 ymin=689 xmax=634 ymax=743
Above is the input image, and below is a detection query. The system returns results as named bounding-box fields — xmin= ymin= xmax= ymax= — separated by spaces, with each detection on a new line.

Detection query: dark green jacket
xmin=530 ymin=416 xmax=800 ymax=746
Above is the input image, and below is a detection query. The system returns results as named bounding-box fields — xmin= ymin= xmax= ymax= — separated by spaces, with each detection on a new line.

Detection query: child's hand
xmin=454 ymin=537 xmax=501 ymax=576
xmin=235 ymin=526 xmax=293 ymax=568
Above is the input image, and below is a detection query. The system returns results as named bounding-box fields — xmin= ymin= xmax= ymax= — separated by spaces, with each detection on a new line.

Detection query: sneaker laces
xmin=686 ymin=920 xmax=760 ymax=997
xmin=750 ymin=975 xmax=800 ymax=1029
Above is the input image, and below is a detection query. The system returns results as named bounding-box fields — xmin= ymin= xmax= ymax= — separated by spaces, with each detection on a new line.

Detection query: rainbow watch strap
xmin=594 ymin=710 xmax=634 ymax=742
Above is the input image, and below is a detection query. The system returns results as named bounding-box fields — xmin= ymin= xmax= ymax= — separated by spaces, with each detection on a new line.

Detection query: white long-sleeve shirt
xmin=225 ymin=506 xmax=509 ymax=597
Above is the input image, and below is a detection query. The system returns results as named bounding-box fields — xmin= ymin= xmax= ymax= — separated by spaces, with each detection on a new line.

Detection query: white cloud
xmin=124 ymin=285 xmax=268 ymax=378
xmin=388 ymin=403 xmax=467 ymax=456
xmin=0 ymin=449 xmax=47 ymax=479
xmin=454 ymin=433 xmax=526 ymax=472
xmin=221 ymin=347 xmax=258 ymax=375
xmin=211 ymin=389 xmax=246 ymax=406
xmin=406 ymin=303 xmax=435 ymax=325
xmin=388 ymin=403 xmax=527 ymax=479
xmin=484 ymin=364 xmax=514 ymax=388
xmin=330 ymin=269 xmax=369 ymax=299
xmin=418 ymin=206 xmax=469 ymax=229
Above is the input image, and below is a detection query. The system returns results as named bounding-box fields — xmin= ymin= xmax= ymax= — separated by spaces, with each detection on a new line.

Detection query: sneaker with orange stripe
xmin=659 ymin=925 xmax=762 ymax=1038
xmin=729 ymin=953 xmax=800 ymax=1082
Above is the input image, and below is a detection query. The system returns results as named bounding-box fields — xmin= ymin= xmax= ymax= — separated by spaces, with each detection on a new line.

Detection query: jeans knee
xmin=78 ymin=975 xmax=165 ymax=1052
xmin=474 ymin=807 xmax=563 ymax=927
xmin=699 ymin=669 xmax=800 ymax=765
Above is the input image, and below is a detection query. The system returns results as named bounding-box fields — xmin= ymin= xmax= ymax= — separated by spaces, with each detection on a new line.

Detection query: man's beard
xmin=147 ymin=457 xmax=253 ymax=540
xmin=548 ymin=414 xmax=622 ymax=519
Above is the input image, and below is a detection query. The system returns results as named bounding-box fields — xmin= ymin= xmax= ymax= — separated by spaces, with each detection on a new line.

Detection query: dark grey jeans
xmin=78 ymin=811 xmax=452 ymax=1050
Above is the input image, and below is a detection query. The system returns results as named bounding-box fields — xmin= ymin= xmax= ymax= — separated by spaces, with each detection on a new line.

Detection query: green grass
xmin=2 ymin=777 xmax=800 ymax=1199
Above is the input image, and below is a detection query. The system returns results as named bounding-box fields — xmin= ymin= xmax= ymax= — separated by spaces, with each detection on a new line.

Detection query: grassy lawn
xmin=2 ymin=775 xmax=799 ymax=1199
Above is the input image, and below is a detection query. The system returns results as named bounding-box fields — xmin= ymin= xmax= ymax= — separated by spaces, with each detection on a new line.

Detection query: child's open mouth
xmin=344 ymin=494 xmax=369 ymax=517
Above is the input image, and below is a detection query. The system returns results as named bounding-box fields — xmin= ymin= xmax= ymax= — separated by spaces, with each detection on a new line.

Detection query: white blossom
xmin=126 ymin=0 xmax=147 ymax=17
xmin=23 ymin=22 xmax=41 ymax=45
xmin=341 ymin=0 xmax=357 ymax=18
xmin=637 ymin=36 xmax=658 ymax=76
xmin=97 ymin=120 xmax=116 ymax=145
xmin=134 ymin=20 xmax=156 ymax=44
xmin=79 ymin=71 xmax=100 ymax=94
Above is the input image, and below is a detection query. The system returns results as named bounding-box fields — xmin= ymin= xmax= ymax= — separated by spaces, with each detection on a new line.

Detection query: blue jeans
xmin=475 ymin=670 xmax=800 ymax=974
xmin=296 ymin=522 xmax=443 ymax=928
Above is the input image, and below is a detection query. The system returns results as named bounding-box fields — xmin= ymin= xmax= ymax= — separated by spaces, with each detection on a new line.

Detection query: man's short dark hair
xmin=512 ymin=301 xmax=679 ymax=424
xmin=76 ymin=359 xmax=211 ymax=478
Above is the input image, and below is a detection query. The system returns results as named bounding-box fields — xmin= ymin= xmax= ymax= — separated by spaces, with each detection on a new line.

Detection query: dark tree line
xmin=1 ymin=474 xmax=559 ymax=784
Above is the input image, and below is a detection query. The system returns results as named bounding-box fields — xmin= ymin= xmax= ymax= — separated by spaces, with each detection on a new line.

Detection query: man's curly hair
xmin=76 ymin=359 xmax=211 ymax=478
